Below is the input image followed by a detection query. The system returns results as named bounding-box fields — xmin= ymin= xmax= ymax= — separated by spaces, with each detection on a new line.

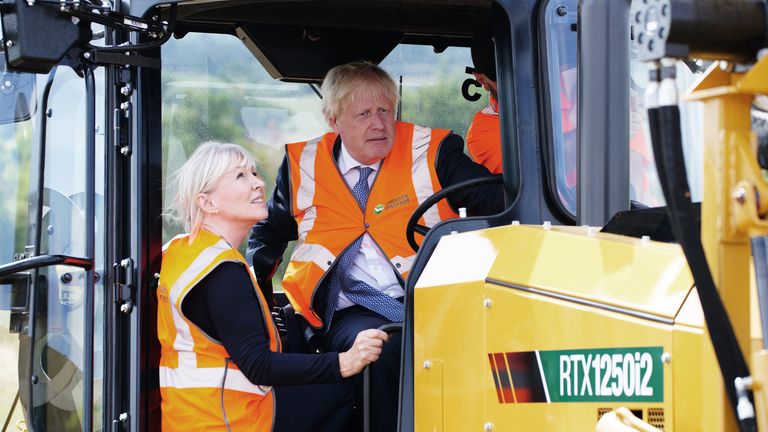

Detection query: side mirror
xmin=0 ymin=12 xmax=38 ymax=125
xmin=0 ymin=0 xmax=92 ymax=74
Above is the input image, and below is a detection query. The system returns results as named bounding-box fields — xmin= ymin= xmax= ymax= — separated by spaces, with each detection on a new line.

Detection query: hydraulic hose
xmin=647 ymin=62 xmax=756 ymax=432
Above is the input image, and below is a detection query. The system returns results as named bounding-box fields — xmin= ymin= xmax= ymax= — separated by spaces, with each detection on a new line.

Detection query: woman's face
xmin=206 ymin=161 xmax=268 ymax=226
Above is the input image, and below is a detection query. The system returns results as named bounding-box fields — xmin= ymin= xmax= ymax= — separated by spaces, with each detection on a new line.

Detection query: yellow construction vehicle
xmin=0 ymin=0 xmax=766 ymax=430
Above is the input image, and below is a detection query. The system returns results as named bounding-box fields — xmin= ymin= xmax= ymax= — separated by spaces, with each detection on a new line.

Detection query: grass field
xmin=0 ymin=311 xmax=26 ymax=430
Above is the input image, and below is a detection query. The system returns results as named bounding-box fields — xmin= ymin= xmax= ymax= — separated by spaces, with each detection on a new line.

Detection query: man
xmin=465 ymin=29 xmax=502 ymax=174
xmin=465 ymin=29 xmax=582 ymax=211
xmin=465 ymin=29 xmax=578 ymax=177
xmin=247 ymin=61 xmax=502 ymax=432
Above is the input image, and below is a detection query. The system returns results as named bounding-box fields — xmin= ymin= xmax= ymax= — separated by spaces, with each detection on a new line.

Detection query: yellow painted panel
xmin=415 ymin=227 xmax=506 ymax=288
xmin=488 ymin=226 xmax=693 ymax=319
xmin=482 ymin=284 xmax=673 ymax=431
xmin=752 ymin=350 xmax=768 ymax=432
xmin=414 ymin=279 xmax=487 ymax=432
xmin=671 ymin=323 xmax=733 ymax=431
xmin=415 ymin=359 xmax=443 ymax=431
xmin=674 ymin=288 xmax=704 ymax=328
xmin=412 ymin=223 xmax=735 ymax=431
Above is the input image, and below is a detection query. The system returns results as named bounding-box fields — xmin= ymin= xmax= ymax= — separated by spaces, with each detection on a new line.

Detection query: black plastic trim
xmin=82 ymin=63 xmax=97 ymax=432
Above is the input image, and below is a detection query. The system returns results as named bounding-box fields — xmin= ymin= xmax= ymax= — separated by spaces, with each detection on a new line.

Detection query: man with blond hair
xmin=248 ymin=61 xmax=502 ymax=431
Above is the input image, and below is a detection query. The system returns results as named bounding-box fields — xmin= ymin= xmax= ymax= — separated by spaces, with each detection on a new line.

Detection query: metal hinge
xmin=114 ymin=79 xmax=133 ymax=157
xmin=113 ymin=258 xmax=134 ymax=314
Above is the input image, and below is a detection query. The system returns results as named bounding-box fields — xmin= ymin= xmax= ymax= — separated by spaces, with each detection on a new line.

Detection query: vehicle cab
xmin=0 ymin=0 xmax=707 ymax=430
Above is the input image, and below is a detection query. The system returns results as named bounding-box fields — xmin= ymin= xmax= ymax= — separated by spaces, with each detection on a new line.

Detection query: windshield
xmin=161 ymin=32 xmax=477 ymax=289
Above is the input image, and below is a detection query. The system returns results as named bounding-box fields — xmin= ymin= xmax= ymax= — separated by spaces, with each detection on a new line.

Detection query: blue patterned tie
xmin=324 ymin=167 xmax=404 ymax=329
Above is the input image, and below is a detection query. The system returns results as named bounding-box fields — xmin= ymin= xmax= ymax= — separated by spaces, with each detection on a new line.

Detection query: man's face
xmin=329 ymin=87 xmax=396 ymax=166
xmin=473 ymin=72 xmax=498 ymax=100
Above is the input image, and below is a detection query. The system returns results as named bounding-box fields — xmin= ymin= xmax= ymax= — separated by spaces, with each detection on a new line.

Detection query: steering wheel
xmin=406 ymin=175 xmax=504 ymax=252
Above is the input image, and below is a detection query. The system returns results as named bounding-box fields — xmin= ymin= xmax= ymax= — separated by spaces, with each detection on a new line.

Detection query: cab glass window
xmin=542 ymin=0 xmax=578 ymax=216
xmin=161 ymin=34 xmax=475 ymax=288
xmin=0 ymin=63 xmax=106 ymax=430
xmin=161 ymin=32 xmax=325 ymax=290
xmin=628 ymin=55 xmax=705 ymax=205
xmin=381 ymin=44 xmax=478 ymax=138
xmin=544 ymin=0 xmax=704 ymax=212
xmin=33 ymin=66 xmax=107 ymax=431
xmin=0 ymin=63 xmax=36 ymax=432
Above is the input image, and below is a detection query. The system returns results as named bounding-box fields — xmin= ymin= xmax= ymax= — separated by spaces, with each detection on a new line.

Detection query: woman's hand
xmin=338 ymin=329 xmax=388 ymax=378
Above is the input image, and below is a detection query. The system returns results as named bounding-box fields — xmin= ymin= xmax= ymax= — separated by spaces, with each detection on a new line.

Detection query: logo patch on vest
xmin=373 ymin=204 xmax=385 ymax=214
xmin=384 ymin=194 xmax=411 ymax=211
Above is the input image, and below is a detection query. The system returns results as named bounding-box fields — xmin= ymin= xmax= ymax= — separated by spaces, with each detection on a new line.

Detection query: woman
xmin=158 ymin=142 xmax=388 ymax=431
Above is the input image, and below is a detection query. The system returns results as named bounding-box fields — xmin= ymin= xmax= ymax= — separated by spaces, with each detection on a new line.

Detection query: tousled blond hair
xmin=320 ymin=61 xmax=399 ymax=123
xmin=166 ymin=142 xmax=258 ymax=240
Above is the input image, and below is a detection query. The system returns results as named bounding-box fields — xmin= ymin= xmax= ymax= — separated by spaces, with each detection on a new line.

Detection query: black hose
xmin=649 ymin=104 xmax=755 ymax=432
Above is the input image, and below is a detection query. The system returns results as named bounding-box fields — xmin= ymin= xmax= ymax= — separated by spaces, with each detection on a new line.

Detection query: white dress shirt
xmin=335 ymin=143 xmax=404 ymax=310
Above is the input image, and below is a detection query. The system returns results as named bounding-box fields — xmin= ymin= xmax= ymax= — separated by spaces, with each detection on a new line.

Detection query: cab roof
xmin=142 ymin=0 xmax=495 ymax=82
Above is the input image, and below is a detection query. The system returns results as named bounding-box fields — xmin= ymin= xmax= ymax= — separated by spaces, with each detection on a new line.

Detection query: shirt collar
xmin=338 ymin=141 xmax=381 ymax=175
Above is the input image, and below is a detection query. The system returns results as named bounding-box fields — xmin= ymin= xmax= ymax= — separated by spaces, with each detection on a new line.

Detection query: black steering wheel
xmin=406 ymin=175 xmax=504 ymax=252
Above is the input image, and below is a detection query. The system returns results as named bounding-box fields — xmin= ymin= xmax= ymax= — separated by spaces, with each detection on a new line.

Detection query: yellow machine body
xmin=412 ymin=54 xmax=768 ymax=432
xmin=414 ymin=225 xmax=724 ymax=431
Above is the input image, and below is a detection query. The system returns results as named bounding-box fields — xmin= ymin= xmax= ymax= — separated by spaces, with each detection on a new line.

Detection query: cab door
xmin=0 ymin=40 xmax=108 ymax=431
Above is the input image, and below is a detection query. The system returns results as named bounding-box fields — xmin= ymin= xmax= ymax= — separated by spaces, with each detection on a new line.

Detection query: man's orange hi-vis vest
xmin=283 ymin=121 xmax=458 ymax=329
xmin=157 ymin=229 xmax=280 ymax=431
xmin=466 ymin=111 xmax=501 ymax=174
xmin=466 ymin=97 xmax=502 ymax=174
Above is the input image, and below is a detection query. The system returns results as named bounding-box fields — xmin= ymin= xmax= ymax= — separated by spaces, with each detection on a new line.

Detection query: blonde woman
xmin=157 ymin=142 xmax=387 ymax=431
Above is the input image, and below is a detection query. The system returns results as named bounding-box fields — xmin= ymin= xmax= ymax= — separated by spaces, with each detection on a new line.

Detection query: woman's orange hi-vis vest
xmin=283 ymin=121 xmax=458 ymax=328
xmin=157 ymin=229 xmax=280 ymax=431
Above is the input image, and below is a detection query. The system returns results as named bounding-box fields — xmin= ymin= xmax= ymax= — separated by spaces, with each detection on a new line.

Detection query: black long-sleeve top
xmin=247 ymin=133 xmax=505 ymax=282
xmin=181 ymin=261 xmax=342 ymax=386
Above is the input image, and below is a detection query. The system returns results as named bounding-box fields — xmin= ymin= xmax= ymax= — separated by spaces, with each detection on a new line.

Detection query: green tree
xmin=161 ymin=87 xmax=284 ymax=242
xmin=0 ymin=120 xmax=33 ymax=260
xmin=401 ymin=73 xmax=488 ymax=140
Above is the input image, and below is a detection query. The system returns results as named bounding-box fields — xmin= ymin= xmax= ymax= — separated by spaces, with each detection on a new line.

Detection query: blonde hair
xmin=320 ymin=61 xmax=399 ymax=123
xmin=166 ymin=142 xmax=258 ymax=239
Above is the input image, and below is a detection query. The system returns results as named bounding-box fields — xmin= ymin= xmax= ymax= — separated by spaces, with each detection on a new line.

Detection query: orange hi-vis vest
xmin=466 ymin=97 xmax=501 ymax=174
xmin=284 ymin=121 xmax=459 ymax=329
xmin=157 ymin=229 xmax=280 ymax=432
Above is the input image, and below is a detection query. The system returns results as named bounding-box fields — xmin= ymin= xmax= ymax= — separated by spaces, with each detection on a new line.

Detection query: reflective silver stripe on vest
xmin=291 ymin=242 xmax=336 ymax=272
xmin=169 ymin=239 xmax=231 ymax=355
xmin=411 ymin=124 xmax=441 ymax=227
xmin=296 ymin=207 xmax=316 ymax=244
xmin=159 ymin=365 xmax=271 ymax=395
xmin=295 ymin=137 xmax=322 ymax=240
xmin=391 ymin=254 xmax=416 ymax=274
